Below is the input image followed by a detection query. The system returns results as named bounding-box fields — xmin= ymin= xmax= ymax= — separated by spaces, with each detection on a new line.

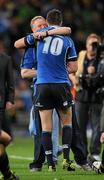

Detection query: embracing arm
xmin=21 ymin=68 xmax=37 ymax=79
xmin=14 ymin=34 xmax=35 ymax=49
xmin=33 ymin=26 xmax=71 ymax=39
xmin=14 ymin=27 xmax=71 ymax=49
xmin=47 ymin=27 xmax=71 ymax=35
xmin=14 ymin=37 xmax=26 ymax=49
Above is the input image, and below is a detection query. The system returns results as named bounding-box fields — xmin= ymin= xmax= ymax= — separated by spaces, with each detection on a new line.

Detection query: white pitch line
xmin=9 ymin=155 xmax=33 ymax=161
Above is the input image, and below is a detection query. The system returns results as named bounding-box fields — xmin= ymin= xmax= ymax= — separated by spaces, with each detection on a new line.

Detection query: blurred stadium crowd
xmin=0 ymin=0 xmax=104 ymax=131
xmin=0 ymin=0 xmax=104 ymax=52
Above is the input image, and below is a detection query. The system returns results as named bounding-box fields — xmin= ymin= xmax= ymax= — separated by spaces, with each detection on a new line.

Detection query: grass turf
xmin=1 ymin=137 xmax=103 ymax=180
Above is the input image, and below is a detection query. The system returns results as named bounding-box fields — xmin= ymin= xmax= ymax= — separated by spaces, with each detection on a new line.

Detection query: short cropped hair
xmin=86 ymin=33 xmax=101 ymax=43
xmin=30 ymin=16 xmax=45 ymax=28
xmin=46 ymin=9 xmax=63 ymax=26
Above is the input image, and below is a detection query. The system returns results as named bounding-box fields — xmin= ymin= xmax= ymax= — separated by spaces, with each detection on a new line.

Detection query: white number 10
xmin=42 ymin=36 xmax=63 ymax=56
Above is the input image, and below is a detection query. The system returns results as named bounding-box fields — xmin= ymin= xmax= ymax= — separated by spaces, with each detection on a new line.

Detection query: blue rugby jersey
xmin=25 ymin=26 xmax=77 ymax=85
xmin=20 ymin=47 xmax=37 ymax=69
xmin=36 ymin=26 xmax=77 ymax=84
xmin=20 ymin=47 xmax=37 ymax=95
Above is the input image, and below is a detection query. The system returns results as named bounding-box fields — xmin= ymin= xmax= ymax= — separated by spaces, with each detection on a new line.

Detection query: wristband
xmin=45 ymin=31 xmax=49 ymax=37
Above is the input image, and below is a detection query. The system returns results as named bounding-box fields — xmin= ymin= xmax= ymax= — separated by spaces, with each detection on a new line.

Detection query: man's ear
xmin=32 ymin=27 xmax=36 ymax=33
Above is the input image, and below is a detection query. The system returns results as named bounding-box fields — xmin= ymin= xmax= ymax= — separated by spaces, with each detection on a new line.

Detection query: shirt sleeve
xmin=66 ymin=37 xmax=77 ymax=61
xmin=24 ymin=34 xmax=36 ymax=46
xmin=20 ymin=47 xmax=37 ymax=69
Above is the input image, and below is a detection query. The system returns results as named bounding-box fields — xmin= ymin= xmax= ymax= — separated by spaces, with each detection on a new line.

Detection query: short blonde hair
xmin=86 ymin=33 xmax=101 ymax=43
xmin=30 ymin=16 xmax=45 ymax=28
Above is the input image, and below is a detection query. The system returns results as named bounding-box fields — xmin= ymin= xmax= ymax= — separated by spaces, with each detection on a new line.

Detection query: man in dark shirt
xmin=75 ymin=34 xmax=102 ymax=160
xmin=0 ymin=41 xmax=19 ymax=180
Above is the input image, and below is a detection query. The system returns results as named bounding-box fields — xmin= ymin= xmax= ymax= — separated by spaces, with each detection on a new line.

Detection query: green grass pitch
xmin=1 ymin=137 xmax=103 ymax=180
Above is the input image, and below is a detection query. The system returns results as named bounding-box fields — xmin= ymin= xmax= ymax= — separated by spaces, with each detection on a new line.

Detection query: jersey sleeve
xmin=20 ymin=47 xmax=37 ymax=69
xmin=24 ymin=34 xmax=36 ymax=46
xmin=66 ymin=37 xmax=77 ymax=61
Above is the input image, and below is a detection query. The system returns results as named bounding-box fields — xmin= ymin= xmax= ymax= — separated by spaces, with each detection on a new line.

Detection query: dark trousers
xmin=71 ymin=104 xmax=87 ymax=165
xmin=75 ymin=101 xmax=101 ymax=156
xmin=33 ymin=109 xmax=45 ymax=165
xmin=0 ymin=108 xmax=4 ymax=132
xmin=102 ymin=147 xmax=104 ymax=165
xmin=0 ymin=108 xmax=12 ymax=136
xmin=2 ymin=111 xmax=12 ymax=136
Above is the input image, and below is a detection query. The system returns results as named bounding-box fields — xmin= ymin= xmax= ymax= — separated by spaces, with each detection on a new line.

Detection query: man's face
xmin=31 ymin=18 xmax=48 ymax=32
xmin=86 ymin=37 xmax=99 ymax=53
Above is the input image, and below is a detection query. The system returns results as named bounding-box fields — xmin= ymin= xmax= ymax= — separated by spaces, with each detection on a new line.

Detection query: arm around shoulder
xmin=48 ymin=26 xmax=71 ymax=36
xmin=14 ymin=37 xmax=26 ymax=49
xmin=33 ymin=26 xmax=71 ymax=39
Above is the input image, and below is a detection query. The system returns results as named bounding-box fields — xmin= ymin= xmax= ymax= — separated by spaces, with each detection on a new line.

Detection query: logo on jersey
xmin=35 ymin=102 xmax=43 ymax=107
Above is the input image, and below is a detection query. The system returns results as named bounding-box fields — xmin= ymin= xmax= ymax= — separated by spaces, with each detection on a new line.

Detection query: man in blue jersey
xmin=35 ymin=9 xmax=77 ymax=172
xmin=18 ymin=15 xmax=72 ymax=171
xmin=15 ymin=11 xmax=92 ymax=172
